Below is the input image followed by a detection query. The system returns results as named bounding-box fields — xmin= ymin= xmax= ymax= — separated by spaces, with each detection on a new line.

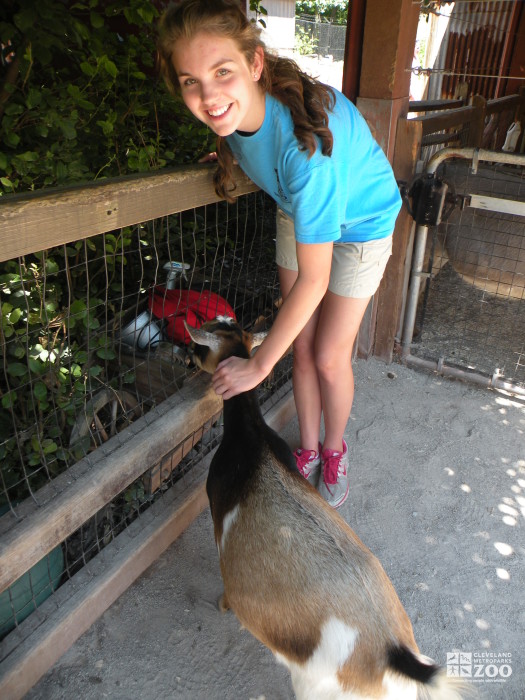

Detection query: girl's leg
xmin=278 ymin=265 xmax=322 ymax=452
xmin=315 ymin=291 xmax=371 ymax=452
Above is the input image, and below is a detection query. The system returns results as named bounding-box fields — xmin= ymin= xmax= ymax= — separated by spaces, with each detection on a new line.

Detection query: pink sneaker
xmin=293 ymin=445 xmax=321 ymax=486
xmin=318 ymin=440 xmax=349 ymax=508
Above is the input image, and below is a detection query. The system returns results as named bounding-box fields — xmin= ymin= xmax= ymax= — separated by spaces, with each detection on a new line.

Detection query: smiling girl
xmin=157 ymin=0 xmax=401 ymax=509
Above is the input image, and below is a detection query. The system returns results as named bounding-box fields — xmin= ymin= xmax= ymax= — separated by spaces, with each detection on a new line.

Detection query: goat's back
xmin=212 ymin=439 xmax=417 ymax=671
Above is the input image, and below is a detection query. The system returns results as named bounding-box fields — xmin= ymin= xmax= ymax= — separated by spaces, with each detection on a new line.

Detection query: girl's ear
xmin=252 ymin=46 xmax=264 ymax=81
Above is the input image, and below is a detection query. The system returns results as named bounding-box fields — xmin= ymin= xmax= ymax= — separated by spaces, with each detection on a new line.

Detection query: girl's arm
xmin=212 ymin=241 xmax=333 ymax=398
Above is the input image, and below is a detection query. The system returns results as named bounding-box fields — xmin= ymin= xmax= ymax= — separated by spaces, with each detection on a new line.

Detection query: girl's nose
xmin=199 ymin=80 xmax=219 ymax=106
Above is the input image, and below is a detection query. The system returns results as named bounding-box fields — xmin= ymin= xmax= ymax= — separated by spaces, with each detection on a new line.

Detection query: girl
xmin=157 ymin=0 xmax=401 ymax=508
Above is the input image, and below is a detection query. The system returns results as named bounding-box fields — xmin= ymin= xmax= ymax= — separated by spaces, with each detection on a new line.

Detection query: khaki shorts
xmin=275 ymin=209 xmax=393 ymax=299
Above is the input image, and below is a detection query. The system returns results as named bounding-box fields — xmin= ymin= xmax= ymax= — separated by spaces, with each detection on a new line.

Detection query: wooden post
xmin=468 ymin=95 xmax=487 ymax=147
xmin=374 ymin=118 xmax=423 ymax=362
xmin=518 ymin=86 xmax=525 ymax=154
xmin=351 ymin=0 xmax=420 ymax=358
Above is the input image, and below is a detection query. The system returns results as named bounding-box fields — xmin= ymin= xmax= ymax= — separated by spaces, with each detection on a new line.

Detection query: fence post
xmin=373 ymin=117 xmax=422 ymax=362
xmin=518 ymin=86 xmax=525 ymax=153
xmin=468 ymin=95 xmax=486 ymax=147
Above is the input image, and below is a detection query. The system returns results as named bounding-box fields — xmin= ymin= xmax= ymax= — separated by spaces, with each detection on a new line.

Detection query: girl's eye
xmin=217 ymin=68 xmax=229 ymax=77
xmin=183 ymin=77 xmax=197 ymax=87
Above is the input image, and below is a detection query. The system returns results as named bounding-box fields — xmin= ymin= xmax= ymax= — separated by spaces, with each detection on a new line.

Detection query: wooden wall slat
xmin=0 ymin=165 xmax=258 ymax=262
xmin=412 ymin=105 xmax=476 ymax=136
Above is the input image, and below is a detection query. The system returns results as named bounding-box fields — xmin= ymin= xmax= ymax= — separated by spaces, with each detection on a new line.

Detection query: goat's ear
xmin=184 ymin=321 xmax=223 ymax=352
xmin=250 ymin=331 xmax=267 ymax=349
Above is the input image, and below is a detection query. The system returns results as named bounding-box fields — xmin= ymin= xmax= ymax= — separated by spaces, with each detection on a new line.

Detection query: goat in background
xmin=185 ymin=316 xmax=469 ymax=700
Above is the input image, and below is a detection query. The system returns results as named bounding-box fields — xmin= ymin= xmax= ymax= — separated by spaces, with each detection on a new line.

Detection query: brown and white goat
xmin=185 ymin=316 xmax=467 ymax=700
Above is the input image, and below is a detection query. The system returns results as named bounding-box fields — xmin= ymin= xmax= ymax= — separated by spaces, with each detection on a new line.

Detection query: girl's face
xmin=171 ymin=32 xmax=265 ymax=137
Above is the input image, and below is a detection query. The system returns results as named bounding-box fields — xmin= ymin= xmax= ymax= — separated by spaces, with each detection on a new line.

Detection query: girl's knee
xmin=315 ymin=350 xmax=353 ymax=383
xmin=293 ymin=338 xmax=316 ymax=367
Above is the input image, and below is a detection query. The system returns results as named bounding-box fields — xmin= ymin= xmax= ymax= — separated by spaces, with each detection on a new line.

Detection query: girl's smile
xmin=171 ymin=32 xmax=265 ymax=136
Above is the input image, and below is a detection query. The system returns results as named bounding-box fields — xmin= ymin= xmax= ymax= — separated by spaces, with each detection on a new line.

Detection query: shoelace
xmin=294 ymin=449 xmax=318 ymax=477
xmin=323 ymin=451 xmax=344 ymax=485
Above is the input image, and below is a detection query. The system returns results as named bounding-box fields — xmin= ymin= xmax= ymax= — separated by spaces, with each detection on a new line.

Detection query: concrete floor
xmin=27 ymin=357 xmax=524 ymax=700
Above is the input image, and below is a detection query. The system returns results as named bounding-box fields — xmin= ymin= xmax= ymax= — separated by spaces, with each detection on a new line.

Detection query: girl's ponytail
xmin=214 ymin=137 xmax=237 ymax=203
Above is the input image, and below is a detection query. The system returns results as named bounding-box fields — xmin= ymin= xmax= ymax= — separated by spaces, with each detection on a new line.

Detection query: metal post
xmin=401 ymin=223 xmax=429 ymax=359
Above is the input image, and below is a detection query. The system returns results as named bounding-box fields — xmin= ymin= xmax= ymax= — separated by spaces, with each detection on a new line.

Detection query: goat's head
xmin=184 ymin=316 xmax=266 ymax=373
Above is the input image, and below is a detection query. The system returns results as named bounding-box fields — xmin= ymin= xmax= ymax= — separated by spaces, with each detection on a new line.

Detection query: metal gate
xmin=401 ymin=147 xmax=525 ymax=397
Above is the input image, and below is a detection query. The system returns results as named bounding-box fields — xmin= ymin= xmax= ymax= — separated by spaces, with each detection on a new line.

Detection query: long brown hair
xmin=157 ymin=0 xmax=335 ymax=202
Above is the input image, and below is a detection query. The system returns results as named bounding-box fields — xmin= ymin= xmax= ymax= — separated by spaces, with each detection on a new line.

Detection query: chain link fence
xmin=295 ymin=16 xmax=347 ymax=61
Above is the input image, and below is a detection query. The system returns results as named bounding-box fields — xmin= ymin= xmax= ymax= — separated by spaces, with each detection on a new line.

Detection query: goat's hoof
xmin=218 ymin=593 xmax=230 ymax=612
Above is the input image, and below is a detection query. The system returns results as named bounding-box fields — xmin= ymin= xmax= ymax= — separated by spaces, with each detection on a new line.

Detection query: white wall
xmin=248 ymin=0 xmax=296 ymax=53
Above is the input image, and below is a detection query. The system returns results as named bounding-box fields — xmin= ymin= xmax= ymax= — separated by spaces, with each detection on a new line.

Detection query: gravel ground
xmin=27 ymin=357 xmax=524 ymax=700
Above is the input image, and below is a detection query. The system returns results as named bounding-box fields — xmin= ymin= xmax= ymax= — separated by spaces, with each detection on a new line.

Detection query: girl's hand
xmin=212 ymin=356 xmax=266 ymax=400
xmin=198 ymin=152 xmax=237 ymax=165
xmin=198 ymin=152 xmax=218 ymax=163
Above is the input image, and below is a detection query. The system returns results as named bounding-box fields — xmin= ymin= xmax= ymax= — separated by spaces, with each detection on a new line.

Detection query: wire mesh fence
xmin=295 ymin=17 xmax=347 ymax=61
xmin=0 ymin=188 xmax=289 ymax=642
xmin=410 ymin=156 xmax=525 ymax=392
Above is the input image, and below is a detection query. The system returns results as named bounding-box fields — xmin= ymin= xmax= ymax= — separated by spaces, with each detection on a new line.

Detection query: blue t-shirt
xmin=226 ymin=89 xmax=401 ymax=244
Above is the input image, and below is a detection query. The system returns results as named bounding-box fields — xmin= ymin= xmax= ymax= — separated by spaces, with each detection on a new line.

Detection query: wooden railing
xmin=408 ymin=88 xmax=525 ymax=150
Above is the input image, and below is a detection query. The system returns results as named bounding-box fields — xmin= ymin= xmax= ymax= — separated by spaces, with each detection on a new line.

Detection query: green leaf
xmin=96 ymin=347 xmax=115 ymax=360
xmin=80 ymin=61 xmax=96 ymax=77
xmin=97 ymin=119 xmax=114 ymax=136
xmin=2 ymin=391 xmax=17 ymax=409
xmin=17 ymin=151 xmax=39 ymax=162
xmin=28 ymin=357 xmax=43 ymax=374
xmin=35 ymin=125 xmax=49 ymax=138
xmin=33 ymin=382 xmax=48 ymax=400
xmin=45 ymin=259 xmax=59 ymax=275
xmin=102 ymin=57 xmax=118 ymax=78
xmin=70 ymin=363 xmax=82 ymax=378
xmin=42 ymin=439 xmax=58 ymax=455
xmin=60 ymin=121 xmax=77 ymax=140
xmin=7 ymin=307 xmax=22 ymax=324
xmin=7 ymin=362 xmax=28 ymax=378
xmin=4 ymin=102 xmax=24 ymax=116
xmin=1 ymin=177 xmax=15 ymax=190
xmin=26 ymin=88 xmax=42 ymax=109
xmin=70 ymin=299 xmax=87 ymax=316
xmin=90 ymin=11 xmax=104 ymax=28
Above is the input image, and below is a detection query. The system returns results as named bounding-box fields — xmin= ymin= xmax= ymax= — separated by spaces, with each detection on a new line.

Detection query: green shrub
xmin=0 ymin=0 xmax=215 ymax=196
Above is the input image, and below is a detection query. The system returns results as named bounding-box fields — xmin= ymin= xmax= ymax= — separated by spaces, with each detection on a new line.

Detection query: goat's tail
xmin=388 ymin=646 xmax=474 ymax=699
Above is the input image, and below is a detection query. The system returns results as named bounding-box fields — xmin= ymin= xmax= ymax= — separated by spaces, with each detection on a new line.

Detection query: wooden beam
xmin=408 ymin=99 xmax=464 ymax=113
xmin=486 ymin=93 xmax=521 ymax=114
xmin=411 ymin=105 xmax=477 ymax=136
xmin=0 ymin=387 xmax=295 ymax=700
xmin=143 ymin=411 xmax=222 ymax=494
xmin=0 ymin=165 xmax=259 ymax=263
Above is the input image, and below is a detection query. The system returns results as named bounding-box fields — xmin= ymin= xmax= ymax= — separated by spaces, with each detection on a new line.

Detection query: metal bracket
xmin=471 ymin=148 xmax=480 ymax=175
